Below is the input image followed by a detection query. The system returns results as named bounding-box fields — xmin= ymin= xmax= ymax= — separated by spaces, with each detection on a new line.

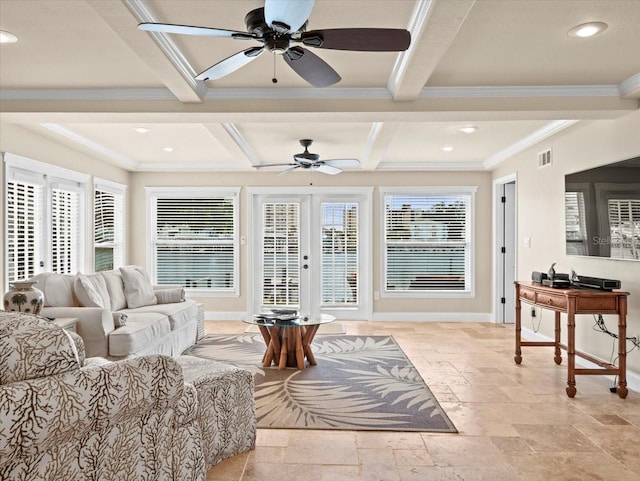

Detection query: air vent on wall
xmin=538 ymin=148 xmax=552 ymax=168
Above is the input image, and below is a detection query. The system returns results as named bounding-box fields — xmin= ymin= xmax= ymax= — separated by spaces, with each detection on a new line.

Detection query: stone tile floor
xmin=204 ymin=320 xmax=640 ymax=481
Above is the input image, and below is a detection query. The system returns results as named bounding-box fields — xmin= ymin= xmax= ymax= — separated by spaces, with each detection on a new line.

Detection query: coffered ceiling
xmin=1 ymin=0 xmax=639 ymax=173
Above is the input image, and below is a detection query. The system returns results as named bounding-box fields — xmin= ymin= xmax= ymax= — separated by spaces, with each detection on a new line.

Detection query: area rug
xmin=184 ymin=334 xmax=457 ymax=432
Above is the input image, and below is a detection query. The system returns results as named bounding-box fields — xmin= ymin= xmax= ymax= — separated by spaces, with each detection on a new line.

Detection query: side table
xmin=51 ymin=317 xmax=78 ymax=333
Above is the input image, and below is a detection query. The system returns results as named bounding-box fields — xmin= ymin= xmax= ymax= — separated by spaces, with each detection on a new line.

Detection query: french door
xmin=249 ymin=188 xmax=371 ymax=320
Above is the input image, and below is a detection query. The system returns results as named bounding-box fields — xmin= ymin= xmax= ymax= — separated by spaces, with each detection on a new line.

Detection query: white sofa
xmin=30 ymin=266 xmax=200 ymax=359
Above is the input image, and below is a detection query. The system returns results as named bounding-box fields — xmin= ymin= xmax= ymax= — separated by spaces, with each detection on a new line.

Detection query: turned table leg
xmin=554 ymin=311 xmax=562 ymax=365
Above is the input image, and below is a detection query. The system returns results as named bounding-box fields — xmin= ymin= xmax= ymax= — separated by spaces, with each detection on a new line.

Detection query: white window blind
xmin=608 ymin=199 xmax=640 ymax=260
xmin=384 ymin=192 xmax=471 ymax=293
xmin=153 ymin=195 xmax=237 ymax=291
xmin=6 ymin=180 xmax=43 ymax=282
xmin=94 ymin=187 xmax=125 ymax=271
xmin=321 ymin=202 xmax=358 ymax=306
xmin=262 ymin=203 xmax=300 ymax=306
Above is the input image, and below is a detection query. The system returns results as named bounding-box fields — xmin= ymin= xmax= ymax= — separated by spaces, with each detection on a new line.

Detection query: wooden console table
xmin=514 ymin=281 xmax=629 ymax=398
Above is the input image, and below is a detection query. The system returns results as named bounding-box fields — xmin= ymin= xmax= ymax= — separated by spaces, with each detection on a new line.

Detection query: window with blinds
xmin=565 ymin=191 xmax=588 ymax=255
xmin=608 ymin=199 xmax=640 ymax=260
xmin=262 ymin=203 xmax=300 ymax=306
xmin=152 ymin=194 xmax=237 ymax=292
xmin=6 ymin=181 xmax=43 ymax=282
xmin=51 ymin=187 xmax=80 ymax=275
xmin=321 ymin=202 xmax=358 ymax=306
xmin=384 ymin=192 xmax=472 ymax=294
xmin=94 ymin=186 xmax=125 ymax=271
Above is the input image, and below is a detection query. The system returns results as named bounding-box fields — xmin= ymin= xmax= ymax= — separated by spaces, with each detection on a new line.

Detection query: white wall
xmin=492 ymin=111 xmax=640 ymax=376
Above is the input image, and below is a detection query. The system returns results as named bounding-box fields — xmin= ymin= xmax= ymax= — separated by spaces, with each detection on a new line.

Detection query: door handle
xmin=303 ymin=264 xmax=309 ymax=269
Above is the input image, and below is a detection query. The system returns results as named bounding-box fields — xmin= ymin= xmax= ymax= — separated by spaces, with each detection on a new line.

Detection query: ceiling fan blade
xmin=265 ymin=0 xmax=314 ymax=33
xmin=253 ymin=163 xmax=297 ymax=169
xmin=301 ymin=28 xmax=411 ymax=51
xmin=195 ymin=47 xmax=264 ymax=81
xmin=313 ymin=163 xmax=342 ymax=175
xmin=283 ymin=47 xmax=341 ymax=88
xmin=138 ymin=22 xmax=254 ymax=39
xmin=277 ymin=165 xmax=301 ymax=176
xmin=323 ymin=158 xmax=361 ymax=169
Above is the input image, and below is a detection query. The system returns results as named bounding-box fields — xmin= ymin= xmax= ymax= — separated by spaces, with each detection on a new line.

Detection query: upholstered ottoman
xmin=175 ymin=355 xmax=256 ymax=467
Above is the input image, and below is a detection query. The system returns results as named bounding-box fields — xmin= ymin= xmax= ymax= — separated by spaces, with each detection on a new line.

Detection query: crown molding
xmin=40 ymin=123 xmax=138 ymax=169
xmin=376 ymin=161 xmax=484 ymax=171
xmin=482 ymin=119 xmax=579 ymax=169
xmin=0 ymin=88 xmax=177 ymax=100
xmin=420 ymin=85 xmax=620 ymax=98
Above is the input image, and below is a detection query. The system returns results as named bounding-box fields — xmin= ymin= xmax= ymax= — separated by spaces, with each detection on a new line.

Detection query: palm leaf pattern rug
xmin=184 ymin=334 xmax=457 ymax=432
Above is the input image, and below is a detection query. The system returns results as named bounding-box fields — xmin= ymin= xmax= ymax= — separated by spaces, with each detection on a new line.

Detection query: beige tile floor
xmin=204 ymin=320 xmax=640 ymax=481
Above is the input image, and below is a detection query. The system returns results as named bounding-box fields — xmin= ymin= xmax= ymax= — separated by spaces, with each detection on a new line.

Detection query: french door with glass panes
xmin=249 ymin=189 xmax=371 ymax=320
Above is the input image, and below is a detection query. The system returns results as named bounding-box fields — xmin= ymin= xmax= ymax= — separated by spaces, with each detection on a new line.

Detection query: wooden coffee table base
xmin=257 ymin=324 xmax=320 ymax=370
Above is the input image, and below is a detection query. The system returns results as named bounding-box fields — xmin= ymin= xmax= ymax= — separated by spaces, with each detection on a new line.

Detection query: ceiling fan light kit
xmin=138 ymin=0 xmax=410 ymax=88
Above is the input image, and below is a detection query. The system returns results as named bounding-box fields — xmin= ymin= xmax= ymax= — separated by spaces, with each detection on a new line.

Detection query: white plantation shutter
xmin=262 ymin=203 xmax=300 ymax=306
xmin=608 ymin=199 xmax=640 ymax=260
xmin=384 ymin=191 xmax=472 ymax=294
xmin=152 ymin=192 xmax=238 ymax=292
xmin=565 ymin=191 xmax=588 ymax=255
xmin=6 ymin=180 xmax=43 ymax=282
xmin=321 ymin=202 xmax=358 ymax=306
xmin=94 ymin=184 xmax=125 ymax=271
xmin=51 ymin=185 xmax=81 ymax=274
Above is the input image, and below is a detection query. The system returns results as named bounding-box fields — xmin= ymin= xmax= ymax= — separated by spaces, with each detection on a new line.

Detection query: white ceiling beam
xmin=618 ymin=73 xmax=640 ymax=99
xmin=87 ymin=0 xmax=205 ymax=103
xmin=360 ymin=122 xmax=401 ymax=171
xmin=388 ymin=0 xmax=475 ymax=101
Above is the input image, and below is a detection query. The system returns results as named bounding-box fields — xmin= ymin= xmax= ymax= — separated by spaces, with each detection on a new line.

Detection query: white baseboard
xmin=522 ymin=327 xmax=640 ymax=394
xmin=371 ymin=312 xmax=493 ymax=322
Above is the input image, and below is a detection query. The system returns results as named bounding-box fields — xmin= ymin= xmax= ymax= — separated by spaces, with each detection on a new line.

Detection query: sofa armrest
xmin=0 ymin=355 xmax=184 ymax=466
xmin=41 ymin=306 xmax=114 ymax=358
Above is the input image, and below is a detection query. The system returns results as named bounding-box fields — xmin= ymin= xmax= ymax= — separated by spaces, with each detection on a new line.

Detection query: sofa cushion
xmin=0 ymin=312 xmax=81 ymax=384
xmin=120 ymin=300 xmax=198 ymax=331
xmin=155 ymin=287 xmax=186 ymax=304
xmin=119 ymin=266 xmax=157 ymax=309
xmin=74 ymin=273 xmax=110 ymax=308
xmin=30 ymin=272 xmax=78 ymax=307
xmin=100 ymin=270 xmax=127 ymax=311
xmin=108 ymin=313 xmax=170 ymax=357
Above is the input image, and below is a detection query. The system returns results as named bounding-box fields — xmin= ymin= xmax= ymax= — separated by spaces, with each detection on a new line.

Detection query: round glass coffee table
xmin=243 ymin=313 xmax=336 ymax=370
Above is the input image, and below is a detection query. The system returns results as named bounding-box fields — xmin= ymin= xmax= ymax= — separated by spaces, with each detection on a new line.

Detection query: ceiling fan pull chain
xmin=272 ymin=53 xmax=278 ymax=84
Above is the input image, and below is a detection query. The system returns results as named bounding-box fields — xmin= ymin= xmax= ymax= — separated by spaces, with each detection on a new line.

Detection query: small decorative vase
xmin=3 ymin=280 xmax=45 ymax=315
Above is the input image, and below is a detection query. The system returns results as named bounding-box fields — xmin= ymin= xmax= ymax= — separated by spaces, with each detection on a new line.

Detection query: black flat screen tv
xmin=564 ymin=155 xmax=640 ymax=260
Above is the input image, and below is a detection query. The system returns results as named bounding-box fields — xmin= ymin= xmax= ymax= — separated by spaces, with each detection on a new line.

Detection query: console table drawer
xmin=575 ymin=296 xmax=618 ymax=313
xmin=520 ymin=288 xmax=536 ymax=302
xmin=536 ymin=293 xmax=567 ymax=309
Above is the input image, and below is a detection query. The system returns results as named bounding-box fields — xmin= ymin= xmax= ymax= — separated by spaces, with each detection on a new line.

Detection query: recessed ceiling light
xmin=163 ymin=147 xmax=174 ymax=152
xmin=0 ymin=30 xmax=18 ymax=44
xmin=134 ymin=127 xmax=150 ymax=133
xmin=441 ymin=146 xmax=454 ymax=152
xmin=459 ymin=125 xmax=478 ymax=134
xmin=567 ymin=22 xmax=608 ymax=38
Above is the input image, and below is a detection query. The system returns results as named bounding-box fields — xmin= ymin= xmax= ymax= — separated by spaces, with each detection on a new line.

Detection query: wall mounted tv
xmin=565 ymin=155 xmax=640 ymax=260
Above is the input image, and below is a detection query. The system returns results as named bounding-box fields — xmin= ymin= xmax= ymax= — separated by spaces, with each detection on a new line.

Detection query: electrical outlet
xmin=531 ymin=307 xmax=536 ymax=318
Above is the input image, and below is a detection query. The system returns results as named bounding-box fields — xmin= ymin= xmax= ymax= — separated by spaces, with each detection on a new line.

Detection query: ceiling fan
xmin=138 ymin=0 xmax=411 ymax=88
xmin=253 ymin=139 xmax=360 ymax=175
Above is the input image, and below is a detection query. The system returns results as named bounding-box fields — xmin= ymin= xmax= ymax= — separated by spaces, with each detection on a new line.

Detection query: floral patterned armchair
xmin=0 ymin=312 xmax=205 ymax=481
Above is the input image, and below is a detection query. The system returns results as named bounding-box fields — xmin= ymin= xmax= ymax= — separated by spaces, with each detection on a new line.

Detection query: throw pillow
xmin=154 ymin=287 xmax=185 ymax=304
xmin=100 ymin=270 xmax=127 ymax=311
xmin=112 ymin=312 xmax=128 ymax=328
xmin=74 ymin=273 xmax=110 ymax=308
xmin=119 ymin=266 xmax=157 ymax=309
